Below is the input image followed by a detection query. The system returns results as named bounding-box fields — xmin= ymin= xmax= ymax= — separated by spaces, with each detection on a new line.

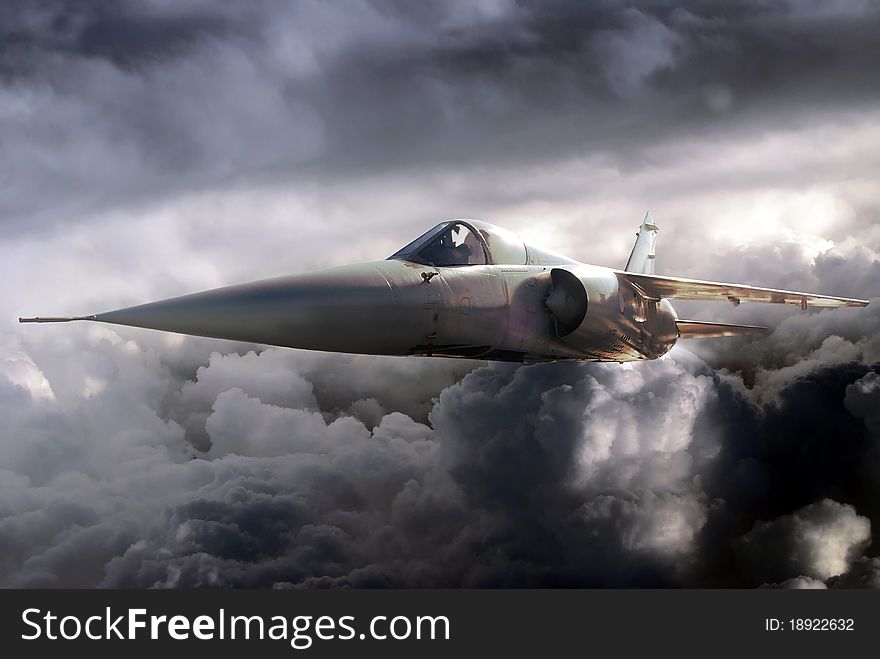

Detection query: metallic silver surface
xmin=618 ymin=271 xmax=868 ymax=308
xmin=20 ymin=217 xmax=870 ymax=363
xmin=624 ymin=212 xmax=659 ymax=275
xmin=675 ymin=320 xmax=768 ymax=339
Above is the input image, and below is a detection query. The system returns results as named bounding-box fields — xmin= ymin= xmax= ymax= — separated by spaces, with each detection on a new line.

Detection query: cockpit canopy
xmin=389 ymin=219 xmax=563 ymax=267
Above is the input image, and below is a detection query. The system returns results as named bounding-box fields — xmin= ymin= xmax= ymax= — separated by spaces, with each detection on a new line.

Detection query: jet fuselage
xmin=53 ymin=258 xmax=678 ymax=364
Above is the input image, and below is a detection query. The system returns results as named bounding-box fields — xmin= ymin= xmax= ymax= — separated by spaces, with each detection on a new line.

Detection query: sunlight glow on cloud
xmin=1 ymin=0 xmax=879 ymax=588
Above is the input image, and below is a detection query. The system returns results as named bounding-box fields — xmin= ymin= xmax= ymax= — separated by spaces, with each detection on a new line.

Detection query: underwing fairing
xmin=20 ymin=215 xmax=869 ymax=363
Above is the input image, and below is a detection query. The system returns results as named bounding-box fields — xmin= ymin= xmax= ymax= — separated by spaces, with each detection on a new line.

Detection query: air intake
xmin=545 ymin=268 xmax=588 ymax=337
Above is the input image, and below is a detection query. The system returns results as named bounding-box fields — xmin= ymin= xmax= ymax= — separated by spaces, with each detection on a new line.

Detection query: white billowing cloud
xmin=176 ymin=350 xmax=318 ymax=449
xmin=773 ymin=576 xmax=828 ymax=589
xmin=534 ymin=356 xmax=713 ymax=491
xmin=579 ymin=492 xmax=706 ymax=558
xmin=738 ymin=500 xmax=871 ymax=581
xmin=206 ymin=387 xmax=367 ymax=458
xmin=0 ymin=346 xmax=55 ymax=401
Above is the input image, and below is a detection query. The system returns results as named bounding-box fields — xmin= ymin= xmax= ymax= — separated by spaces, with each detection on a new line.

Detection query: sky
xmin=1 ymin=0 xmax=879 ymax=587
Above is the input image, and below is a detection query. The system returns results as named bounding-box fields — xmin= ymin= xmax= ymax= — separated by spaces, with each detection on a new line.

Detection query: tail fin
xmin=625 ymin=211 xmax=659 ymax=275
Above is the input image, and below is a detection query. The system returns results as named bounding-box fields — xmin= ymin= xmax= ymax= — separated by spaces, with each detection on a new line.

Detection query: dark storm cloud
xmin=4 ymin=326 xmax=880 ymax=587
xmin=2 ymin=1 xmax=880 ymax=589
xmin=695 ymin=362 xmax=880 ymax=585
xmin=3 ymin=0 xmax=880 ymax=231
xmin=0 ymin=0 xmax=240 ymax=70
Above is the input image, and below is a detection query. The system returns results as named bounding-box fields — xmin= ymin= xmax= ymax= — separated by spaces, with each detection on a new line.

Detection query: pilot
xmin=464 ymin=231 xmax=483 ymax=264
xmin=420 ymin=230 xmax=460 ymax=266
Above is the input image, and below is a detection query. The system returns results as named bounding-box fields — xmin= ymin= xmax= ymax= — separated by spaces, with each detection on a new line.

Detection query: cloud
xmin=737 ymin=500 xmax=870 ymax=582
xmin=3 ymin=329 xmax=879 ymax=587
xmin=829 ymin=557 xmax=880 ymax=588
xmin=771 ymin=576 xmax=828 ymax=589
xmin=4 ymin=0 xmax=880 ymax=235
xmin=2 ymin=1 xmax=879 ymax=589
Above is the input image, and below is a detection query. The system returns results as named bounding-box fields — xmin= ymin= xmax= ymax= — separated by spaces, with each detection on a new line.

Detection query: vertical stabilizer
xmin=625 ymin=211 xmax=659 ymax=275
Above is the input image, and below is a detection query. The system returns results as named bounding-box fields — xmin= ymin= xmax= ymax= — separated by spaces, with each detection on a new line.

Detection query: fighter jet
xmin=20 ymin=215 xmax=869 ymax=363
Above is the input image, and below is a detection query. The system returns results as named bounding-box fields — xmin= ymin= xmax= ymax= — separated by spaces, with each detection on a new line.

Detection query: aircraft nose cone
xmin=95 ymin=263 xmax=407 ymax=354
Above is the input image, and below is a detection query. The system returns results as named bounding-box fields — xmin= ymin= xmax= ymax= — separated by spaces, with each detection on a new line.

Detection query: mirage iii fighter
xmin=20 ymin=215 xmax=869 ymax=363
